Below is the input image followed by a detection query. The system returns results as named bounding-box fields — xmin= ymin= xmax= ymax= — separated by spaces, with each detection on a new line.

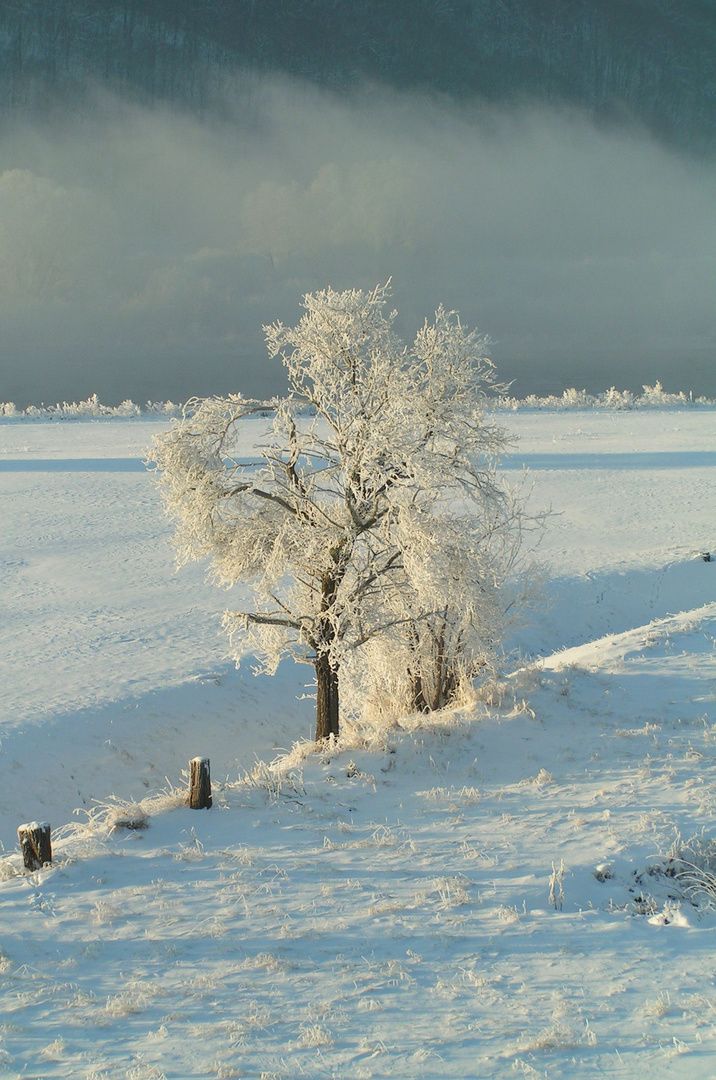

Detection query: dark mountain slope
xmin=1 ymin=0 xmax=714 ymax=151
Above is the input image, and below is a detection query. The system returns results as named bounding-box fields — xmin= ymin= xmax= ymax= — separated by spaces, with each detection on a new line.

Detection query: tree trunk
xmin=410 ymin=670 xmax=430 ymax=713
xmin=314 ymin=558 xmax=344 ymax=741
xmin=315 ymin=653 xmax=340 ymax=741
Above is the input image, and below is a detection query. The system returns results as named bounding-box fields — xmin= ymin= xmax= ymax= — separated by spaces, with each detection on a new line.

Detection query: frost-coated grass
xmin=1 ymin=411 xmax=716 ymax=1078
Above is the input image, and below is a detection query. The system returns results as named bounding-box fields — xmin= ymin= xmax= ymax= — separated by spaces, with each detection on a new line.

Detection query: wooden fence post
xmin=189 ymin=758 xmax=212 ymax=809
xmin=18 ymin=822 xmax=52 ymax=870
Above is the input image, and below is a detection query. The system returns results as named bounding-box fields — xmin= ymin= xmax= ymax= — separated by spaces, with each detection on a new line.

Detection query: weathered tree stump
xmin=18 ymin=822 xmax=52 ymax=870
xmin=189 ymin=758 xmax=212 ymax=809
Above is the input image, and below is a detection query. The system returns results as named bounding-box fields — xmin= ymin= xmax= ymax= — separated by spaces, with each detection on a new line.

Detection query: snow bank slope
xmin=0 ymin=411 xmax=715 ymax=1078
xmin=1 ymin=602 xmax=716 ymax=1078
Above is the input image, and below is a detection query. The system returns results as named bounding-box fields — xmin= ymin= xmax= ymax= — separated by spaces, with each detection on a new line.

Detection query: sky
xmin=1 ymin=78 xmax=715 ymax=406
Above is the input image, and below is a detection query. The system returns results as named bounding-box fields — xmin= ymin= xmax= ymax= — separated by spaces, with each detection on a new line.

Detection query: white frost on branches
xmin=150 ymin=282 xmax=534 ymax=737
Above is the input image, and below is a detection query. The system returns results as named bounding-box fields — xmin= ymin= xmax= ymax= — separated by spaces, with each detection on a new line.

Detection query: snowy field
xmin=1 ymin=408 xmax=716 ymax=1079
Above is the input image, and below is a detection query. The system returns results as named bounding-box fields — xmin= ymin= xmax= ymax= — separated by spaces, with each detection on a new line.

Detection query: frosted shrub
xmin=0 ymin=397 xmax=181 ymax=420
xmin=494 ymin=383 xmax=714 ymax=411
xmin=240 ymin=758 xmax=306 ymax=801
xmin=115 ymin=399 xmax=142 ymax=417
xmin=640 ymin=381 xmax=688 ymax=407
xmin=561 ymin=387 xmax=593 ymax=408
xmin=61 ymin=783 xmax=188 ymax=839
xmin=665 ymin=832 xmax=716 ymax=909
xmin=602 ymin=386 xmax=635 ymax=409
xmin=42 ymin=394 xmax=111 ymax=418
xmin=145 ymin=400 xmax=182 ymax=417
xmin=297 ymin=1023 xmax=334 ymax=1048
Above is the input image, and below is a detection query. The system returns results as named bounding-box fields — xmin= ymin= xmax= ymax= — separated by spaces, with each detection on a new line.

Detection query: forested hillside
xmin=1 ymin=0 xmax=714 ymax=152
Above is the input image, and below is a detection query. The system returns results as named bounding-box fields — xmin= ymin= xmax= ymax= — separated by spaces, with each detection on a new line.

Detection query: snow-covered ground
xmin=1 ymin=409 xmax=715 ymax=1079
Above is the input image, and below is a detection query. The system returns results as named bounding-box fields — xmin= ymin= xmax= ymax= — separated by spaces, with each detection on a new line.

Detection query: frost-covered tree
xmin=150 ymin=282 xmax=524 ymax=740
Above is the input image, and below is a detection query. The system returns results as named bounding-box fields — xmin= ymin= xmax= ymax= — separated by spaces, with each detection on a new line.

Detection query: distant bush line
xmin=2 ymin=383 xmax=715 ymax=421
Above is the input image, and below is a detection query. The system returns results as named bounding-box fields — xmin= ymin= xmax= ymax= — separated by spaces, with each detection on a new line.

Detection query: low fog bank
xmin=1 ymin=80 xmax=715 ymax=406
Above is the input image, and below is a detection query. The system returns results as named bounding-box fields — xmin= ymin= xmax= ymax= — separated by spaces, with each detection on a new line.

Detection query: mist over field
xmin=2 ymin=78 xmax=715 ymax=405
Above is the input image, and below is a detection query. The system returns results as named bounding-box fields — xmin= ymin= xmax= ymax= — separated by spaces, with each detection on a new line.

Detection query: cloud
xmin=1 ymin=79 xmax=714 ymax=405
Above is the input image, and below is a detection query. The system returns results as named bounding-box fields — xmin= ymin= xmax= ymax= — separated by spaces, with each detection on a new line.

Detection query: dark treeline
xmin=1 ymin=0 xmax=715 ymax=152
